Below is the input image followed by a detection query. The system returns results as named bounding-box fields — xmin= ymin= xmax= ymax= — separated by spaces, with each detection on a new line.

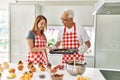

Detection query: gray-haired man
xmin=51 ymin=9 xmax=91 ymax=64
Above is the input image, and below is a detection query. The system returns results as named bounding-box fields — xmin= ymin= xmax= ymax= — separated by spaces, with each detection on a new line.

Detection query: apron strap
xmin=63 ymin=22 xmax=76 ymax=33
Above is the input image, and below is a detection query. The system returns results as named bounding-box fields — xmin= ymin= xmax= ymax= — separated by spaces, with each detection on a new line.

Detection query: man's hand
xmin=78 ymin=44 xmax=88 ymax=54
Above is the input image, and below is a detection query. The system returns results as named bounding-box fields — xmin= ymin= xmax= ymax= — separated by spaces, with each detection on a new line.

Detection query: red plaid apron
xmin=26 ymin=32 xmax=48 ymax=65
xmin=62 ymin=23 xmax=84 ymax=63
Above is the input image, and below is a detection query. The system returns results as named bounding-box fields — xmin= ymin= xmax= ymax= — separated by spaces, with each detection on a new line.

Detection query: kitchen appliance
xmin=95 ymin=15 xmax=120 ymax=69
xmin=100 ymin=70 xmax=120 ymax=80
xmin=93 ymin=0 xmax=120 ymax=15
xmin=66 ymin=61 xmax=87 ymax=76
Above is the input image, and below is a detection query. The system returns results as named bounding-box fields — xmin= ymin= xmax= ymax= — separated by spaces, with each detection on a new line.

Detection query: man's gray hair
xmin=64 ymin=9 xmax=74 ymax=18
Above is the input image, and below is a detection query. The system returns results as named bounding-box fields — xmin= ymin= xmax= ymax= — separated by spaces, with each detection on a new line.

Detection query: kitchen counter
xmin=56 ymin=67 xmax=105 ymax=80
xmin=0 ymin=63 xmax=105 ymax=80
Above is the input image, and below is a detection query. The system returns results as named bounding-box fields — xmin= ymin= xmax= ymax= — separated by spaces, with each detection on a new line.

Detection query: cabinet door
xmin=48 ymin=54 xmax=62 ymax=65
xmin=10 ymin=4 xmax=39 ymax=63
xmin=84 ymin=56 xmax=94 ymax=67
xmin=95 ymin=15 xmax=120 ymax=69
xmin=41 ymin=5 xmax=94 ymax=26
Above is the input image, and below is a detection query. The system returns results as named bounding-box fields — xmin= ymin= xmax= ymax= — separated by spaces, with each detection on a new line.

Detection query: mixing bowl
xmin=66 ymin=61 xmax=87 ymax=76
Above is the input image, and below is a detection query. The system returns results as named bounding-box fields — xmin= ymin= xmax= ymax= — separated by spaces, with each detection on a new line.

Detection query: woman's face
xmin=38 ymin=19 xmax=46 ymax=31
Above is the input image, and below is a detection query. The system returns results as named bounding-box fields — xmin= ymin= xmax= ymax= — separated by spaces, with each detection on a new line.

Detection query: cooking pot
xmin=66 ymin=61 xmax=87 ymax=76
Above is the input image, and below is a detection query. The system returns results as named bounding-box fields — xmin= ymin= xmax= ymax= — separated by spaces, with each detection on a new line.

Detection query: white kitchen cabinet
xmin=9 ymin=3 xmax=41 ymax=63
xmin=48 ymin=53 xmax=94 ymax=67
xmin=95 ymin=15 xmax=120 ymax=69
xmin=48 ymin=54 xmax=62 ymax=65
xmin=41 ymin=5 xmax=94 ymax=26
xmin=84 ymin=56 xmax=94 ymax=67
xmin=16 ymin=0 xmax=95 ymax=26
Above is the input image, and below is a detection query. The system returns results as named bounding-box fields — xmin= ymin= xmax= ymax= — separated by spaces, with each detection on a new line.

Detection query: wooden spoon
xmin=74 ymin=57 xmax=76 ymax=66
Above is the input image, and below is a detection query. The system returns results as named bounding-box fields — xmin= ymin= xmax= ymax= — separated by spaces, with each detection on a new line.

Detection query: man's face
xmin=61 ymin=12 xmax=72 ymax=27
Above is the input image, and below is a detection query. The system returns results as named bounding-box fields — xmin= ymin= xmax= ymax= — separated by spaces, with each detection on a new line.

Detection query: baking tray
xmin=49 ymin=48 xmax=79 ymax=54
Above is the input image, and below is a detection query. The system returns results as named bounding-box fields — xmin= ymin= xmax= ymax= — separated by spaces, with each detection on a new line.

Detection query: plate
xmin=49 ymin=48 xmax=79 ymax=54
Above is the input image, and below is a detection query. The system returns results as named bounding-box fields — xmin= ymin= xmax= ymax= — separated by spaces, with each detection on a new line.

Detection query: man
xmin=52 ymin=9 xmax=91 ymax=63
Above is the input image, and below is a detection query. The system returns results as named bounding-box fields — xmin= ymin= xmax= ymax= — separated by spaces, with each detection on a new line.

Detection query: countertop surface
xmin=0 ymin=63 xmax=105 ymax=80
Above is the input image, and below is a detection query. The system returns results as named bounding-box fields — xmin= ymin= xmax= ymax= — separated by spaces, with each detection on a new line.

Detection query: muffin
xmin=40 ymin=65 xmax=46 ymax=72
xmin=50 ymin=66 xmax=59 ymax=73
xmin=27 ymin=62 xmax=33 ymax=69
xmin=38 ymin=62 xmax=43 ymax=68
xmin=29 ymin=71 xmax=33 ymax=78
xmin=18 ymin=60 xmax=23 ymax=65
xmin=46 ymin=63 xmax=52 ymax=69
xmin=9 ymin=68 xmax=16 ymax=73
xmin=18 ymin=64 xmax=24 ymax=70
xmin=3 ymin=62 xmax=9 ymax=68
xmin=30 ymin=65 xmax=36 ymax=72
xmin=51 ymin=74 xmax=64 ymax=80
xmin=0 ymin=67 xmax=3 ymax=72
xmin=50 ymin=68 xmax=58 ymax=73
xmin=0 ymin=63 xmax=2 ymax=67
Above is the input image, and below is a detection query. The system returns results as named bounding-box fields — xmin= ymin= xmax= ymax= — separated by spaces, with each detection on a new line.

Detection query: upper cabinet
xmin=93 ymin=0 xmax=120 ymax=15
xmin=16 ymin=0 xmax=96 ymax=26
xmin=41 ymin=5 xmax=94 ymax=26
xmin=16 ymin=0 xmax=97 ymax=5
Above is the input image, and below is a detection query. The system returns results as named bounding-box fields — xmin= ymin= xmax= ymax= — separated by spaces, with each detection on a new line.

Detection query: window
xmin=0 ymin=10 xmax=9 ymax=62
xmin=45 ymin=26 xmax=62 ymax=47
xmin=45 ymin=26 xmax=62 ymax=65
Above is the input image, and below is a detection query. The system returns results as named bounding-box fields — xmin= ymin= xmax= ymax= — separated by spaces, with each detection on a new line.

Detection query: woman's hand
xmin=46 ymin=46 xmax=55 ymax=51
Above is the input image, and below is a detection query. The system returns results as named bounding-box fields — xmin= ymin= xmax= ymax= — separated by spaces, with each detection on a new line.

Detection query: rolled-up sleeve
xmin=81 ymin=29 xmax=90 ymax=42
xmin=26 ymin=31 xmax=35 ymax=39
xmin=77 ymin=26 xmax=90 ymax=43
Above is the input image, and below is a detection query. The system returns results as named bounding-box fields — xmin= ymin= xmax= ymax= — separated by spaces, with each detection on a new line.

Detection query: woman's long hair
xmin=31 ymin=15 xmax=47 ymax=40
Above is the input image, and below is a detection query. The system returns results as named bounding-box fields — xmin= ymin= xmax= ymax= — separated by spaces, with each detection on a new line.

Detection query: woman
xmin=26 ymin=15 xmax=50 ymax=65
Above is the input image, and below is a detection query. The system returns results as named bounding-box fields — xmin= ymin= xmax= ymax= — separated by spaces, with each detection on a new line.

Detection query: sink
xmin=100 ymin=70 xmax=120 ymax=80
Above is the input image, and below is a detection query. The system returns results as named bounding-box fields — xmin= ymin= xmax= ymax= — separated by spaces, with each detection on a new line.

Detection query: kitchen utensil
xmin=49 ymin=48 xmax=79 ymax=54
xmin=74 ymin=57 xmax=76 ymax=66
xmin=66 ymin=60 xmax=87 ymax=76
